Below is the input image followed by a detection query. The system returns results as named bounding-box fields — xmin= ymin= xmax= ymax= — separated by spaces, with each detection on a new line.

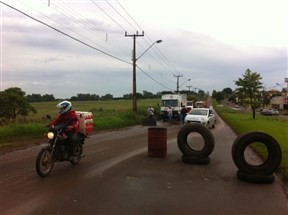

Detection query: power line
xmin=116 ymin=0 xmax=182 ymax=77
xmin=55 ymin=1 xmax=131 ymax=59
xmin=115 ymin=0 xmax=141 ymax=32
xmin=90 ymin=0 xmax=126 ymax=32
xmin=2 ymin=0 xmax=182 ymax=92
xmin=105 ymin=0 xmax=137 ymax=32
xmin=137 ymin=66 xmax=173 ymax=91
xmin=0 ymin=1 xmax=131 ymax=65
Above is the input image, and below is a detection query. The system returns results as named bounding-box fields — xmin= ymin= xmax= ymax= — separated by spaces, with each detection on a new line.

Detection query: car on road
xmin=261 ymin=109 xmax=273 ymax=115
xmin=261 ymin=109 xmax=279 ymax=116
xmin=271 ymin=109 xmax=279 ymax=115
xmin=184 ymin=108 xmax=216 ymax=128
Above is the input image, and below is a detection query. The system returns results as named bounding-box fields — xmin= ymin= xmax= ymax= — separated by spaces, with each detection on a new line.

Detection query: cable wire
xmin=1 ymin=0 xmax=183 ymax=92
xmin=0 ymin=1 xmax=131 ymax=65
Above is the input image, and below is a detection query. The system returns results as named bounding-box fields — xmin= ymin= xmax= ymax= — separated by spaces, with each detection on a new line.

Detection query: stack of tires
xmin=232 ymin=131 xmax=282 ymax=184
xmin=177 ymin=123 xmax=215 ymax=164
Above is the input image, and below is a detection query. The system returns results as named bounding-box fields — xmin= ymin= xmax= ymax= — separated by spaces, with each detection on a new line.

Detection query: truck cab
xmin=160 ymin=94 xmax=187 ymax=121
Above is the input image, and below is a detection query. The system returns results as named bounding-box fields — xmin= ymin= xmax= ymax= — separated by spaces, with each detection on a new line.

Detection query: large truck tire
xmin=177 ymin=123 xmax=215 ymax=158
xmin=237 ymin=170 xmax=275 ymax=184
xmin=181 ymin=155 xmax=210 ymax=165
xmin=232 ymin=131 xmax=282 ymax=175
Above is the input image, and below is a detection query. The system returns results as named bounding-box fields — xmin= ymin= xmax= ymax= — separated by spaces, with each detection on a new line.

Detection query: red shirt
xmin=50 ymin=110 xmax=80 ymax=133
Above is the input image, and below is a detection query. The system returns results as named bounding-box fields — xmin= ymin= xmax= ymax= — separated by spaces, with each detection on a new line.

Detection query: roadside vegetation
xmin=1 ymin=80 xmax=287 ymax=180
xmin=0 ymin=99 xmax=161 ymax=144
xmin=1 ymin=97 xmax=287 ymax=180
xmin=214 ymin=103 xmax=288 ymax=180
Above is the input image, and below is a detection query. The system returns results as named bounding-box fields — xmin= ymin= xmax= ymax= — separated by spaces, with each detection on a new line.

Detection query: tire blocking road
xmin=177 ymin=124 xmax=282 ymax=184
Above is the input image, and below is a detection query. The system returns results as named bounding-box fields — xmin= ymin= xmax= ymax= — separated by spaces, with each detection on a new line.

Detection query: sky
xmin=0 ymin=0 xmax=287 ymax=99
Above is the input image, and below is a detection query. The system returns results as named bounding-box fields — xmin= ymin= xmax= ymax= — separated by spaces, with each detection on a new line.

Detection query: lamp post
xmin=132 ymin=40 xmax=162 ymax=111
xmin=179 ymin=79 xmax=191 ymax=88
xmin=177 ymin=78 xmax=191 ymax=93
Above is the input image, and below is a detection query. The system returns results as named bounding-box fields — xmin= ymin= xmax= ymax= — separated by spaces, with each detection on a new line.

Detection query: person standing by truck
xmin=180 ymin=105 xmax=188 ymax=124
xmin=147 ymin=106 xmax=155 ymax=118
xmin=167 ymin=106 xmax=172 ymax=121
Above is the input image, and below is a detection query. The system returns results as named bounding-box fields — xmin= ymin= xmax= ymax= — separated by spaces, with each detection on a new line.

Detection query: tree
xmin=213 ymin=91 xmax=225 ymax=103
xmin=142 ymin=90 xmax=154 ymax=99
xmin=234 ymin=69 xmax=263 ymax=119
xmin=71 ymin=93 xmax=100 ymax=101
xmin=0 ymin=87 xmax=37 ymax=120
xmin=222 ymin=87 xmax=233 ymax=98
xmin=26 ymin=93 xmax=55 ymax=102
xmin=100 ymin=93 xmax=113 ymax=100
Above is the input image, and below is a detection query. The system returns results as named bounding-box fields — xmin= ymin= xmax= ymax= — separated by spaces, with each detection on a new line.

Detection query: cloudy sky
xmin=0 ymin=0 xmax=287 ymax=98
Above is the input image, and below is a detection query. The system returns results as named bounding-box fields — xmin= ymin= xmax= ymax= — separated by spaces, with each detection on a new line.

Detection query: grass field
xmin=0 ymin=99 xmax=161 ymax=143
xmin=32 ymin=99 xmax=162 ymax=129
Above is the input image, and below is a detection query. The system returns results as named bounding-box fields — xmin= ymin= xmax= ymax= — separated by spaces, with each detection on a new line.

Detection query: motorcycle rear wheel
xmin=36 ymin=147 xmax=55 ymax=177
xmin=70 ymin=144 xmax=83 ymax=165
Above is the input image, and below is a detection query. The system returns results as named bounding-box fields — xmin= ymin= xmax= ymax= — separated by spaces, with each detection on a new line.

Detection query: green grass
xmin=30 ymin=99 xmax=161 ymax=115
xmin=0 ymin=99 xmax=161 ymax=144
xmin=31 ymin=99 xmax=161 ymax=130
xmin=215 ymin=103 xmax=288 ymax=179
xmin=0 ymin=123 xmax=47 ymax=142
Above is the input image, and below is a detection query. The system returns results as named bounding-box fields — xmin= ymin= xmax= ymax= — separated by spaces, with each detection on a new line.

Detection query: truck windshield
xmin=162 ymin=99 xmax=178 ymax=107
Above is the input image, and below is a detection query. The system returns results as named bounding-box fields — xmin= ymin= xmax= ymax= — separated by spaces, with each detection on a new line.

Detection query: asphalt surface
xmin=70 ymin=119 xmax=287 ymax=215
xmin=1 ymin=114 xmax=288 ymax=215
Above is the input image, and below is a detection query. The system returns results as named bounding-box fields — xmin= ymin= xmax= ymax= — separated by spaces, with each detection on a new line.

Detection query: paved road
xmin=1 ymin=115 xmax=287 ymax=215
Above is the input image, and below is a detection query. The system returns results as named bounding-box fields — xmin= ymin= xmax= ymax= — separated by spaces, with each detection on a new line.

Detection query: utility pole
xmin=125 ymin=31 xmax=144 ymax=111
xmin=186 ymin=85 xmax=193 ymax=91
xmin=174 ymin=74 xmax=183 ymax=94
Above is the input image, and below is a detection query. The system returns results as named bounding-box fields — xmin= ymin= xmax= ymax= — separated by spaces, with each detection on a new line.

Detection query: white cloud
xmin=0 ymin=0 xmax=287 ymax=98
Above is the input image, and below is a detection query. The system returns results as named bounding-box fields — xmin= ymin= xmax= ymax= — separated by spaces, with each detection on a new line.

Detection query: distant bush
xmin=0 ymin=87 xmax=36 ymax=122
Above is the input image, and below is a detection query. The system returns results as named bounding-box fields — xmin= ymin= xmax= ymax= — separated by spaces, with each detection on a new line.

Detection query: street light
xmin=132 ymin=39 xmax=162 ymax=111
xmin=177 ymin=78 xmax=191 ymax=93
xmin=137 ymin=40 xmax=162 ymax=60
xmin=179 ymin=79 xmax=191 ymax=88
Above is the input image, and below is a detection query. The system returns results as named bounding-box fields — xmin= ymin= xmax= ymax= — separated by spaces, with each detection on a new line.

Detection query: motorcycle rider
xmin=49 ymin=101 xmax=80 ymax=156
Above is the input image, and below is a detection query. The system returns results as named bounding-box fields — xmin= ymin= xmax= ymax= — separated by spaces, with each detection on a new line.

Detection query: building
xmin=271 ymin=96 xmax=288 ymax=110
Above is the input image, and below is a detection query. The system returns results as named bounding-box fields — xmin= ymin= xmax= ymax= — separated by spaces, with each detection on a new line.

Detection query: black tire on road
xmin=237 ymin=170 xmax=275 ymax=184
xmin=177 ymin=123 xmax=215 ymax=158
xmin=182 ymin=155 xmax=210 ymax=165
xmin=36 ymin=147 xmax=54 ymax=177
xmin=232 ymin=131 xmax=282 ymax=175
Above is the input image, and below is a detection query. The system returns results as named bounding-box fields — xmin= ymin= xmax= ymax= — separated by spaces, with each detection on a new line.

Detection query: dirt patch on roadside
xmin=0 ymin=138 xmax=45 ymax=156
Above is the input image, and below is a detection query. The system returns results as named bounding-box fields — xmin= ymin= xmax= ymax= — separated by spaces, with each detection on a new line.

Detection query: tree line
xmin=0 ymin=87 xmax=209 ymax=121
xmin=26 ymin=91 xmax=160 ymax=102
xmin=1 ymin=68 xmax=284 ymax=121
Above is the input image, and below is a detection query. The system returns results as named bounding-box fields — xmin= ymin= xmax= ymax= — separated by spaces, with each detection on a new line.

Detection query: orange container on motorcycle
xmin=76 ymin=111 xmax=94 ymax=135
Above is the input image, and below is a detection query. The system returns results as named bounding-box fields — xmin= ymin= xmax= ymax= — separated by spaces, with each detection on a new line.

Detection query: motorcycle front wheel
xmin=36 ymin=147 xmax=55 ymax=177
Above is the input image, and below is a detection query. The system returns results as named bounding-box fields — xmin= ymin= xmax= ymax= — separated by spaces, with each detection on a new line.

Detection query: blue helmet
xmin=56 ymin=101 xmax=72 ymax=114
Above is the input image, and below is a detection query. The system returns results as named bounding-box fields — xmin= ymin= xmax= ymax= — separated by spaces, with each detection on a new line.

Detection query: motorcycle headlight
xmin=47 ymin=132 xmax=54 ymax=139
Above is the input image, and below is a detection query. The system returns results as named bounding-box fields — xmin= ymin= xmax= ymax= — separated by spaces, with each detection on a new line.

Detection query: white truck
xmin=195 ymin=100 xmax=208 ymax=108
xmin=160 ymin=94 xmax=187 ymax=121
xmin=186 ymin=100 xmax=194 ymax=112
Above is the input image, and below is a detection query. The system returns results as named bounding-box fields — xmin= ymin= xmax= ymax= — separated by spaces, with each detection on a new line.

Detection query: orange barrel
xmin=148 ymin=127 xmax=167 ymax=158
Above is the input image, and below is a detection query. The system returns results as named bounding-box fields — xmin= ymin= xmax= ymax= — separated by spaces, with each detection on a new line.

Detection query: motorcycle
xmin=35 ymin=124 xmax=86 ymax=177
